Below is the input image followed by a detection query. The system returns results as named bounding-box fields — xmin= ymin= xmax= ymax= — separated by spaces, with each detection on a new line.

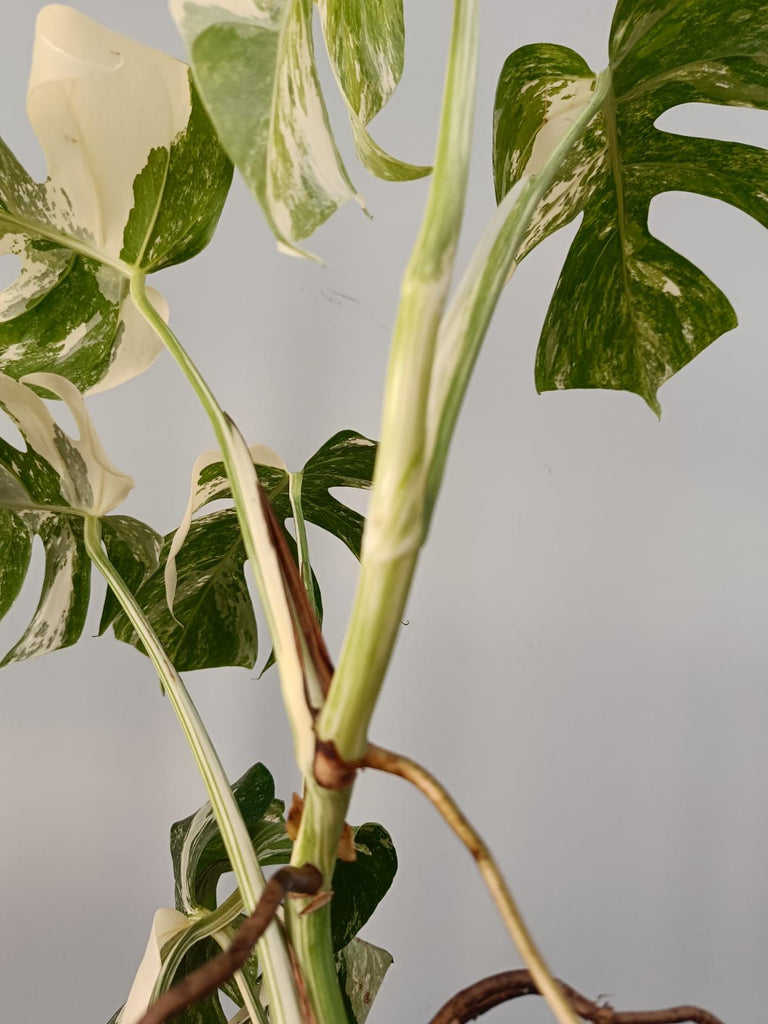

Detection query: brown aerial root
xmin=361 ymin=743 xmax=580 ymax=1024
xmin=428 ymin=970 xmax=725 ymax=1024
xmin=136 ymin=864 xmax=323 ymax=1024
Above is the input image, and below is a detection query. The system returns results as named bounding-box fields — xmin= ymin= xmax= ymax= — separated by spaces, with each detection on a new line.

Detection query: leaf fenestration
xmin=0 ymin=372 xmax=150 ymax=664
xmin=118 ymin=431 xmax=376 ymax=675
xmin=492 ymin=1 xmax=768 ymax=412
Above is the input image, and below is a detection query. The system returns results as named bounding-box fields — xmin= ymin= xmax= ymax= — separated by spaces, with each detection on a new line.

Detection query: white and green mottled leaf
xmin=170 ymin=430 xmax=376 ymax=566
xmin=249 ymin=798 xmax=294 ymax=865
xmin=0 ymin=372 xmax=133 ymax=515
xmin=164 ymin=444 xmax=285 ymax=616
xmin=117 ymin=907 xmax=191 ymax=1024
xmin=0 ymin=372 xmax=161 ymax=664
xmin=0 ymin=510 xmax=90 ymax=665
xmin=138 ymin=431 xmax=374 ymax=675
xmin=170 ymin=0 xmax=362 ymax=255
xmin=334 ymin=938 xmax=394 ymax=1024
xmin=170 ymin=762 xmax=277 ymax=913
xmin=112 ymin=509 xmax=259 ymax=672
xmin=316 ymin=0 xmax=430 ymax=182
xmin=0 ymin=6 xmax=232 ymax=392
xmin=0 ymin=372 xmax=125 ymax=662
xmin=98 ymin=515 xmax=163 ymax=632
xmin=492 ymin=1 xmax=768 ymax=412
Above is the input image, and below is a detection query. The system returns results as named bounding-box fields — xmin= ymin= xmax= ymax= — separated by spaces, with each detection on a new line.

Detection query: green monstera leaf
xmin=330 ymin=822 xmax=398 ymax=952
xmin=316 ymin=0 xmax=430 ymax=181
xmin=0 ymin=371 xmax=155 ymax=664
xmin=492 ymin=0 xmax=768 ymax=413
xmin=110 ymin=431 xmax=376 ymax=674
xmin=0 ymin=6 xmax=231 ymax=393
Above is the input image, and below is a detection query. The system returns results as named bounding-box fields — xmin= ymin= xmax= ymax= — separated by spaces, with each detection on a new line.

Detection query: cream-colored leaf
xmin=118 ymin=907 xmax=191 ymax=1024
xmin=28 ymin=5 xmax=191 ymax=262
xmin=86 ymin=285 xmax=166 ymax=395
xmin=0 ymin=372 xmax=132 ymax=515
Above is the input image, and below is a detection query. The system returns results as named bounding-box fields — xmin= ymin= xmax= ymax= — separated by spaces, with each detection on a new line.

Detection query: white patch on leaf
xmin=164 ymin=442 xmax=286 ymax=616
xmin=29 ymin=6 xmax=191 ymax=261
xmin=87 ymin=285 xmax=166 ymax=394
xmin=0 ymin=371 xmax=132 ymax=515
xmin=522 ymin=77 xmax=596 ymax=178
xmin=118 ymin=907 xmax=191 ymax=1024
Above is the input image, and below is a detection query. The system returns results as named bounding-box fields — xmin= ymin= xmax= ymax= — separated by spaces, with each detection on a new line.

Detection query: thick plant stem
xmin=364 ymin=745 xmax=579 ymax=1024
xmin=424 ymin=70 xmax=611 ymax=521
xmin=288 ymin=779 xmax=352 ymax=1021
xmin=286 ymin=2 xmax=479 ymax=1017
xmin=83 ymin=516 xmax=305 ymax=1024
xmin=318 ymin=0 xmax=478 ymax=762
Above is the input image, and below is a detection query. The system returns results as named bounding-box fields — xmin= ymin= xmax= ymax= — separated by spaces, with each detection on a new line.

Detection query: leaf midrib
xmin=0 ymin=210 xmax=128 ymax=276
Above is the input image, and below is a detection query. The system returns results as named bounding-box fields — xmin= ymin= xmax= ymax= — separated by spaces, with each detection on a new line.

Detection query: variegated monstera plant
xmin=0 ymin=3 xmax=765 ymax=1024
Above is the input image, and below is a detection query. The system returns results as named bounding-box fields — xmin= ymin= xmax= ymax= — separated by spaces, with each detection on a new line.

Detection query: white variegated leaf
xmin=0 ymin=372 xmax=157 ymax=664
xmin=170 ymin=762 xmax=277 ymax=913
xmin=334 ymin=938 xmax=393 ymax=1024
xmin=118 ymin=907 xmax=192 ymax=1024
xmin=165 ymin=444 xmax=285 ymax=613
xmin=0 ymin=6 xmax=232 ymax=391
xmin=492 ymin=4 xmax=768 ymax=412
xmin=0 ymin=372 xmax=132 ymax=515
xmin=316 ymin=0 xmax=430 ymax=182
xmin=170 ymin=0 xmax=363 ymax=256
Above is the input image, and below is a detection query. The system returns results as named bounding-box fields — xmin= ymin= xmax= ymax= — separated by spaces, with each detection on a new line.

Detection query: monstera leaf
xmin=170 ymin=0 xmax=361 ymax=257
xmin=492 ymin=0 xmax=768 ymax=412
xmin=316 ymin=0 xmax=430 ymax=181
xmin=170 ymin=762 xmax=397 ymax=941
xmin=111 ymin=431 xmax=376 ymax=673
xmin=170 ymin=762 xmax=277 ymax=913
xmin=330 ymin=822 xmax=398 ymax=952
xmin=110 ymin=509 xmax=259 ymax=672
xmin=0 ymin=371 xmax=155 ymax=663
xmin=335 ymin=937 xmax=394 ymax=1024
xmin=0 ymin=6 xmax=232 ymax=392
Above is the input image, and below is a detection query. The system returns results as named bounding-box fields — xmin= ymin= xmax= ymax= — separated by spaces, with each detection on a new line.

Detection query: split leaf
xmin=113 ymin=431 xmax=375 ymax=675
xmin=0 ymin=6 xmax=231 ymax=392
xmin=493 ymin=1 xmax=768 ymax=412
xmin=170 ymin=761 xmax=276 ymax=913
xmin=0 ymin=371 xmax=150 ymax=664
xmin=170 ymin=0 xmax=361 ymax=257
xmin=317 ymin=0 xmax=430 ymax=181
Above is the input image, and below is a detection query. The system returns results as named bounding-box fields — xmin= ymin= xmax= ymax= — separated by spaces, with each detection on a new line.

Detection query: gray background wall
xmin=1 ymin=2 xmax=767 ymax=1021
